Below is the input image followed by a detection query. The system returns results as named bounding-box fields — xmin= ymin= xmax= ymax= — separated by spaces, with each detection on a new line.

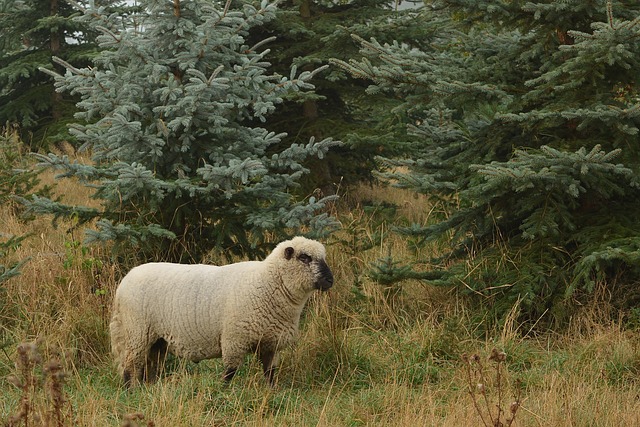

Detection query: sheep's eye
xmin=298 ymin=253 xmax=312 ymax=264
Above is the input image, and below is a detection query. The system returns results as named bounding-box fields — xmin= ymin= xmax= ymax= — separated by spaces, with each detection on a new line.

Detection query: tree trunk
xmin=50 ymin=0 xmax=63 ymax=121
xmin=174 ymin=0 xmax=181 ymax=18
xmin=300 ymin=0 xmax=311 ymax=19
xmin=299 ymin=0 xmax=334 ymax=195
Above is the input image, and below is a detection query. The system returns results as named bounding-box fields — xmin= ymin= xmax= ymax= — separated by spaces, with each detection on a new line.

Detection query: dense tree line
xmin=0 ymin=0 xmax=133 ymax=148
xmin=2 ymin=0 xmax=640 ymax=326
xmin=336 ymin=0 xmax=640 ymax=325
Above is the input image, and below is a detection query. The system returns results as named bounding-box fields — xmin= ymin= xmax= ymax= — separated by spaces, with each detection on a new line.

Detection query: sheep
xmin=109 ymin=236 xmax=334 ymax=386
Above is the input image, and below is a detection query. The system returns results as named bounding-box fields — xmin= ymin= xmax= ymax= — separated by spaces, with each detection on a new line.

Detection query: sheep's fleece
xmin=109 ymin=236 xmax=334 ymax=386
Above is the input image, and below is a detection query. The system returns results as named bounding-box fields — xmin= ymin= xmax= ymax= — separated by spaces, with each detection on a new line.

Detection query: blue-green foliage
xmin=0 ymin=235 xmax=27 ymax=286
xmin=334 ymin=1 xmax=640 ymax=324
xmin=28 ymin=0 xmax=340 ymax=262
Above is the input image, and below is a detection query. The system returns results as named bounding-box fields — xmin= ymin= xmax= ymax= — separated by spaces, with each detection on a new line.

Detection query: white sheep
xmin=109 ymin=236 xmax=334 ymax=386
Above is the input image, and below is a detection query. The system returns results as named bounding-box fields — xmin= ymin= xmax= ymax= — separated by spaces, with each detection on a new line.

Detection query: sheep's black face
xmin=314 ymin=259 xmax=334 ymax=291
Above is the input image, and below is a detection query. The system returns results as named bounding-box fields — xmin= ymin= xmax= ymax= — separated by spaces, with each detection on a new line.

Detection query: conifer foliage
xmin=335 ymin=1 xmax=640 ymax=324
xmin=250 ymin=0 xmax=427 ymax=191
xmin=0 ymin=0 xmax=119 ymax=148
xmin=28 ymin=0 xmax=340 ymax=262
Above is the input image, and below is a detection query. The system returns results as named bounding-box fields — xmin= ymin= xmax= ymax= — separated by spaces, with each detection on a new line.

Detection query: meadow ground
xmin=1 ymin=164 xmax=639 ymax=426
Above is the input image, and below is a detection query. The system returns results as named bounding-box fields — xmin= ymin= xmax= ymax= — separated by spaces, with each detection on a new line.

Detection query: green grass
xmin=3 ymin=307 xmax=639 ymax=426
xmin=2 ymin=170 xmax=640 ymax=426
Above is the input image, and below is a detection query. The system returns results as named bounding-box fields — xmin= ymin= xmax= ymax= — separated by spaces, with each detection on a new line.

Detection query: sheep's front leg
xmin=221 ymin=344 xmax=244 ymax=384
xmin=259 ymin=348 xmax=277 ymax=386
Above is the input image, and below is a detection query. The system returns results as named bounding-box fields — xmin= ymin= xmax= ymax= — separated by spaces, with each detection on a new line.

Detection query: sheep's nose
xmin=317 ymin=277 xmax=333 ymax=291
xmin=316 ymin=261 xmax=334 ymax=291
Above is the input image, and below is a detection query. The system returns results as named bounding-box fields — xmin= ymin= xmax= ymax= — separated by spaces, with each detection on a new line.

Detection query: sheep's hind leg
xmin=122 ymin=347 xmax=146 ymax=387
xmin=145 ymin=338 xmax=168 ymax=383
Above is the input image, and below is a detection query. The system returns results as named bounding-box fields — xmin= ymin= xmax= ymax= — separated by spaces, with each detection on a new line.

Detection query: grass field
xmin=1 ymin=163 xmax=639 ymax=426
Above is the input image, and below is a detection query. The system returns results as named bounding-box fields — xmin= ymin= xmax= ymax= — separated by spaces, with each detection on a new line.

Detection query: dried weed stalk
xmin=121 ymin=413 xmax=155 ymax=427
xmin=4 ymin=341 xmax=71 ymax=427
xmin=462 ymin=348 xmax=522 ymax=427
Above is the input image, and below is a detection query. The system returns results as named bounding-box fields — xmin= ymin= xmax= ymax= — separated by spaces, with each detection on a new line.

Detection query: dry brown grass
xmin=2 ymin=167 xmax=116 ymax=361
xmin=2 ymin=166 xmax=639 ymax=426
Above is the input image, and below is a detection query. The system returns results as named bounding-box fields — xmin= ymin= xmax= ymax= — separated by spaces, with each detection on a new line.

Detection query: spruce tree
xmin=27 ymin=0 xmax=340 ymax=263
xmin=0 ymin=0 xmax=125 ymax=148
xmin=334 ymin=0 xmax=640 ymax=324
xmin=248 ymin=0 xmax=428 ymax=192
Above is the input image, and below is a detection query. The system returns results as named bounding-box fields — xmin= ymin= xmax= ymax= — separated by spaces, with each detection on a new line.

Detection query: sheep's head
xmin=276 ymin=237 xmax=334 ymax=292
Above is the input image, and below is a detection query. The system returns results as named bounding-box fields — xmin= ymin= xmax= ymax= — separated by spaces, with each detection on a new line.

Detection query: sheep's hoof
xmin=264 ymin=368 xmax=277 ymax=387
xmin=222 ymin=367 xmax=237 ymax=383
xmin=123 ymin=371 xmax=132 ymax=387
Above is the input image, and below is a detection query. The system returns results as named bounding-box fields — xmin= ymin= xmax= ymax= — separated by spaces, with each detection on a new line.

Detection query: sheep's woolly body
xmin=110 ymin=236 xmax=333 ymax=385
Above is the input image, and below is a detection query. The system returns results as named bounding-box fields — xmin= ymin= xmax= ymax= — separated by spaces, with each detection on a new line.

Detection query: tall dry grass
xmin=2 ymin=160 xmax=639 ymax=426
xmin=2 ymin=165 xmax=116 ymax=363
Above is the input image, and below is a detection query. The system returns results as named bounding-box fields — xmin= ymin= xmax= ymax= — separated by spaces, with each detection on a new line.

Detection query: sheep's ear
xmin=284 ymin=247 xmax=295 ymax=260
